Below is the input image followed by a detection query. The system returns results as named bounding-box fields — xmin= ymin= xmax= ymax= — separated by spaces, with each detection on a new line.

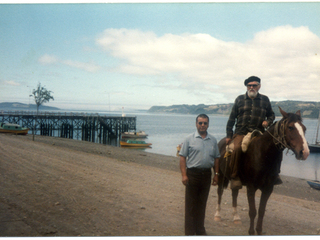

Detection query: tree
xmin=32 ymin=83 xmax=54 ymax=141
xmin=32 ymin=83 xmax=54 ymax=114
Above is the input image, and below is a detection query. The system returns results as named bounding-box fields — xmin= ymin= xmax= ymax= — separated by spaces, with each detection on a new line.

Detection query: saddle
xmin=241 ymin=130 xmax=263 ymax=152
xmin=224 ymin=130 xmax=263 ymax=159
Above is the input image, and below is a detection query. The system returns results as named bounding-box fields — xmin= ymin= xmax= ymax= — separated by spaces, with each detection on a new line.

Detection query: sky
xmin=0 ymin=2 xmax=320 ymax=111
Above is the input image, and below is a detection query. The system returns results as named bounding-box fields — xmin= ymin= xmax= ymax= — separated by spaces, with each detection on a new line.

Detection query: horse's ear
xmin=279 ymin=106 xmax=288 ymax=118
xmin=296 ymin=110 xmax=301 ymax=117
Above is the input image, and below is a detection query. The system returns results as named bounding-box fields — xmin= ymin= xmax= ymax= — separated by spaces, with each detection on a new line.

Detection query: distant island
xmin=0 ymin=102 xmax=60 ymax=111
xmin=148 ymin=100 xmax=320 ymax=118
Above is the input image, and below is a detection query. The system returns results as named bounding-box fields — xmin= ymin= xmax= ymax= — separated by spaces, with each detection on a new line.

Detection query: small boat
xmin=308 ymin=143 xmax=320 ymax=153
xmin=121 ymin=131 xmax=148 ymax=138
xmin=0 ymin=122 xmax=29 ymax=135
xmin=307 ymin=180 xmax=320 ymax=190
xmin=307 ymin=171 xmax=320 ymax=190
xmin=120 ymin=140 xmax=152 ymax=147
xmin=308 ymin=109 xmax=320 ymax=153
xmin=176 ymin=143 xmax=182 ymax=157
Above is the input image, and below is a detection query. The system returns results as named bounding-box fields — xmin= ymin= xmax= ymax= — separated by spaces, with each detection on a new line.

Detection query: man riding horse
xmin=226 ymin=76 xmax=281 ymax=190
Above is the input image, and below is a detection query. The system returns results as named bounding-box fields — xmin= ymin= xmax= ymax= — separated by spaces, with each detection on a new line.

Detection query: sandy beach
xmin=0 ymin=133 xmax=319 ymax=236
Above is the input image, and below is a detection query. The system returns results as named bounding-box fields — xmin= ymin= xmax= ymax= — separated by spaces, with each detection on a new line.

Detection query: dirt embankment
xmin=0 ymin=134 xmax=319 ymax=236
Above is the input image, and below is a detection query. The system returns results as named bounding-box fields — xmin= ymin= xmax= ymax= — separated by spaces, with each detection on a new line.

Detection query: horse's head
xmin=279 ymin=107 xmax=310 ymax=160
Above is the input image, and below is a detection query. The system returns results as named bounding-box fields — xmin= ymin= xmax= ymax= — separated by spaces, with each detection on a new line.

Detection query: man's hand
xmin=262 ymin=121 xmax=268 ymax=128
xmin=180 ymin=156 xmax=188 ymax=186
xmin=182 ymin=175 xmax=189 ymax=186
xmin=212 ymin=174 xmax=218 ymax=186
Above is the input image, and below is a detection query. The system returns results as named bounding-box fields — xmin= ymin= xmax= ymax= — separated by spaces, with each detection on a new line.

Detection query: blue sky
xmin=0 ymin=2 xmax=320 ymax=111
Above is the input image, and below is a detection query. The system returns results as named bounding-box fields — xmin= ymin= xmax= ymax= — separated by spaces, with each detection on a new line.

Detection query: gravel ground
xmin=0 ymin=134 xmax=319 ymax=236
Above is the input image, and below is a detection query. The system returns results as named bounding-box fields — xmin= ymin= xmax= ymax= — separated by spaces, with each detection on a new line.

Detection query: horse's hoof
xmin=256 ymin=230 xmax=264 ymax=235
xmin=233 ymin=220 xmax=242 ymax=225
xmin=214 ymin=216 xmax=221 ymax=222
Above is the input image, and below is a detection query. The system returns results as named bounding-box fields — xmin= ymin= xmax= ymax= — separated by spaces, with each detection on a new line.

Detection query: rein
xmin=265 ymin=120 xmax=292 ymax=151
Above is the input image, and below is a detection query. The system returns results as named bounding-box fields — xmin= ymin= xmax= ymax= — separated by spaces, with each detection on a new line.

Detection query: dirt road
xmin=0 ymin=134 xmax=319 ymax=236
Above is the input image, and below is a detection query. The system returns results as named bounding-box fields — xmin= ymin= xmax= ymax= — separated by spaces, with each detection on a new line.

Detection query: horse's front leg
xmin=247 ymin=187 xmax=257 ymax=235
xmin=232 ymin=189 xmax=241 ymax=224
xmin=214 ymin=184 xmax=223 ymax=222
xmin=256 ymin=187 xmax=273 ymax=235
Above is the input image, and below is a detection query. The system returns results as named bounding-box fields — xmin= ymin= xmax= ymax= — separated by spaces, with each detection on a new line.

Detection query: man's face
xmin=246 ymin=81 xmax=261 ymax=98
xmin=196 ymin=117 xmax=209 ymax=135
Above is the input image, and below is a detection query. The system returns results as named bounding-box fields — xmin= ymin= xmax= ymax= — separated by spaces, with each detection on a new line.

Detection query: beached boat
xmin=121 ymin=131 xmax=148 ymax=138
xmin=0 ymin=122 xmax=29 ymax=135
xmin=307 ymin=180 xmax=320 ymax=190
xmin=120 ymin=140 xmax=152 ymax=147
xmin=308 ymin=143 xmax=320 ymax=153
xmin=176 ymin=143 xmax=182 ymax=157
xmin=307 ymin=171 xmax=320 ymax=190
xmin=308 ymin=110 xmax=320 ymax=153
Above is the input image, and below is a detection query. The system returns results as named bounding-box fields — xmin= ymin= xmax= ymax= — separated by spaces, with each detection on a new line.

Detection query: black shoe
xmin=274 ymin=175 xmax=283 ymax=185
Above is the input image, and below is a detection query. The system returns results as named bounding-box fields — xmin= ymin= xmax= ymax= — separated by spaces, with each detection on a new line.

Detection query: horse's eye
xmin=288 ymin=126 xmax=294 ymax=131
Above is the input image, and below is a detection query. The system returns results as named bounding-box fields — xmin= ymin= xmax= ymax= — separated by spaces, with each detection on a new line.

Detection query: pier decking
xmin=0 ymin=111 xmax=136 ymax=144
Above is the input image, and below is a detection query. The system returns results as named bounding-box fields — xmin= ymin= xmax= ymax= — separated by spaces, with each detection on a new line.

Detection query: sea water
xmin=58 ymin=109 xmax=320 ymax=180
xmin=131 ymin=112 xmax=320 ymax=181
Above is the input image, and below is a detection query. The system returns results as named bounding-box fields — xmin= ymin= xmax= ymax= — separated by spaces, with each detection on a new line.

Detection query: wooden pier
xmin=0 ymin=111 xmax=136 ymax=144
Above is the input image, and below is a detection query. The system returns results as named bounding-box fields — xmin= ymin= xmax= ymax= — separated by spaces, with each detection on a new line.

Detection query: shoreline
xmin=25 ymin=134 xmax=320 ymax=202
xmin=1 ymin=134 xmax=319 ymax=236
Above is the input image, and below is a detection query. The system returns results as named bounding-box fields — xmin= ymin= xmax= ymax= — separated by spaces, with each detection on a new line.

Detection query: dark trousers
xmin=185 ymin=168 xmax=212 ymax=235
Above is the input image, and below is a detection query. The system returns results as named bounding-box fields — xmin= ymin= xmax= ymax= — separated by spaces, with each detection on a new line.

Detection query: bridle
xmin=266 ymin=119 xmax=292 ymax=151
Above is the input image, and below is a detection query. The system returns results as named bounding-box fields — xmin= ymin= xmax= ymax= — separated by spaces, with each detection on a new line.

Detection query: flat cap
xmin=244 ymin=76 xmax=261 ymax=86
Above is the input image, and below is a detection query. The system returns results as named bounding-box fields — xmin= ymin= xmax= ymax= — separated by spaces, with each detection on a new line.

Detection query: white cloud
xmin=62 ymin=60 xmax=100 ymax=73
xmin=38 ymin=54 xmax=100 ymax=73
xmin=96 ymin=26 xmax=320 ymax=103
xmin=3 ymin=80 xmax=21 ymax=86
xmin=38 ymin=54 xmax=59 ymax=65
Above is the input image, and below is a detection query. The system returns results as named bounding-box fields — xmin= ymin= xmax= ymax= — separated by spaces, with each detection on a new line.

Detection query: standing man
xmin=179 ymin=114 xmax=220 ymax=235
xmin=226 ymin=76 xmax=276 ymax=190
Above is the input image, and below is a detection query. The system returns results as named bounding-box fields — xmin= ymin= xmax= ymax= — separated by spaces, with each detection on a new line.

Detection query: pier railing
xmin=0 ymin=110 xmax=111 ymax=117
xmin=0 ymin=111 xmax=136 ymax=144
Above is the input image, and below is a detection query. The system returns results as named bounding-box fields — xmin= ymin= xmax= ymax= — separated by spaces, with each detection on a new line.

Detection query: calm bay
xmin=132 ymin=112 xmax=320 ymax=181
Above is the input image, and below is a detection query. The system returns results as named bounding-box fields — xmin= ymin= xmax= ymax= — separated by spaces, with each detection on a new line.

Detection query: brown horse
xmin=214 ymin=107 xmax=310 ymax=235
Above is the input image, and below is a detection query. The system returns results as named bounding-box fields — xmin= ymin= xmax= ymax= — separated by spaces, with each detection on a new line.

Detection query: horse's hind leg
xmin=214 ymin=185 xmax=223 ymax=222
xmin=256 ymin=188 xmax=273 ymax=235
xmin=232 ymin=189 xmax=241 ymax=224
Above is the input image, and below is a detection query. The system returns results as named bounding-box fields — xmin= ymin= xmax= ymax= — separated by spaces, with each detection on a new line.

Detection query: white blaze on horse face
xmin=294 ymin=122 xmax=310 ymax=160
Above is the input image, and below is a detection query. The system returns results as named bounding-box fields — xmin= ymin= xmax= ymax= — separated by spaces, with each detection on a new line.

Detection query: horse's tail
xmin=221 ymin=173 xmax=230 ymax=189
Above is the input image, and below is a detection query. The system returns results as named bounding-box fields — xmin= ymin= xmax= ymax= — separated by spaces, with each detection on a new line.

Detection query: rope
xmin=265 ymin=120 xmax=292 ymax=151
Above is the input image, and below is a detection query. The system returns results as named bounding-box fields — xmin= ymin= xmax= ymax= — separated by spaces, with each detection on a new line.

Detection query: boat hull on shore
xmin=0 ymin=123 xmax=29 ymax=135
xmin=307 ymin=180 xmax=320 ymax=190
xmin=120 ymin=140 xmax=152 ymax=148
xmin=308 ymin=143 xmax=320 ymax=153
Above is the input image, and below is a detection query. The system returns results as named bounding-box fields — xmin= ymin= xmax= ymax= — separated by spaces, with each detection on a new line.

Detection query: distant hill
xmin=148 ymin=101 xmax=320 ymax=118
xmin=0 ymin=102 xmax=60 ymax=111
